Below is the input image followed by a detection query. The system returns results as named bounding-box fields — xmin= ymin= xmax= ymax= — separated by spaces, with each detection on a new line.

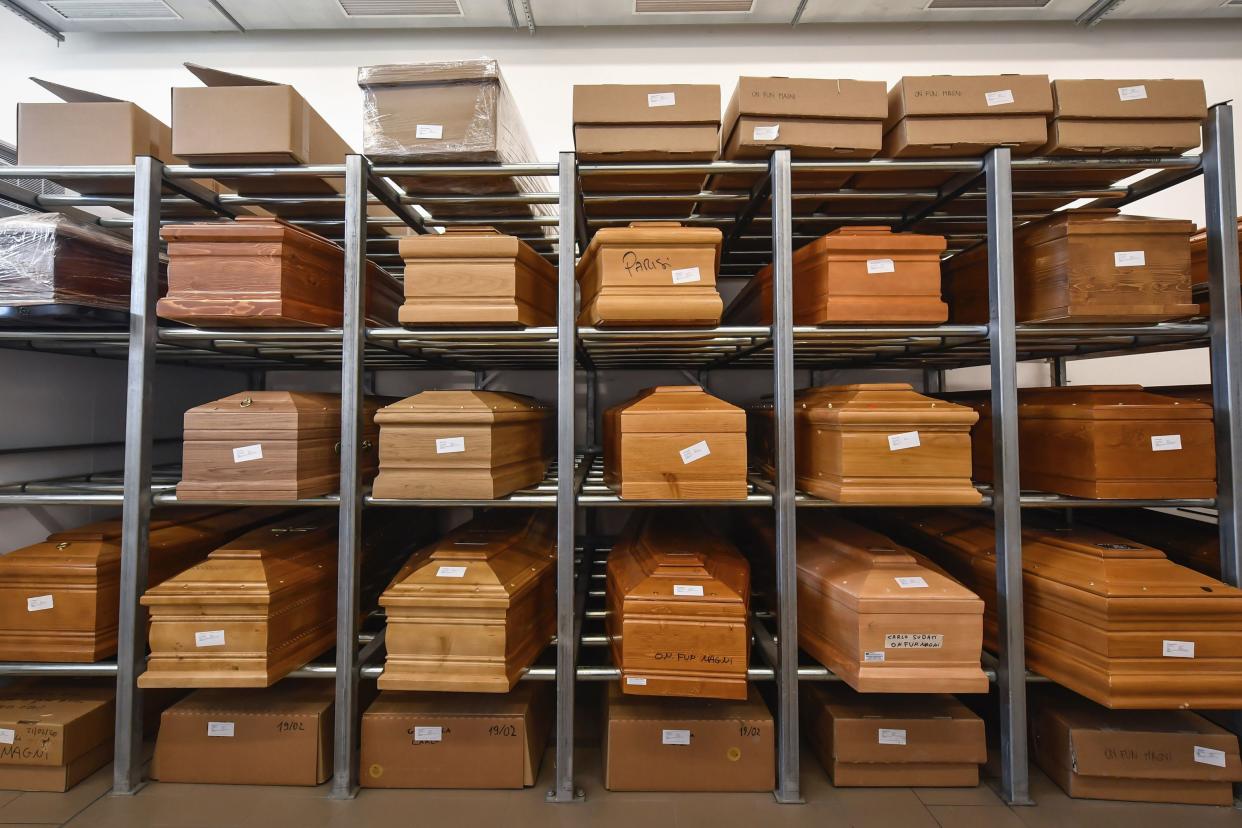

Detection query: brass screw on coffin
xmin=240 ymin=397 xmax=253 ymax=408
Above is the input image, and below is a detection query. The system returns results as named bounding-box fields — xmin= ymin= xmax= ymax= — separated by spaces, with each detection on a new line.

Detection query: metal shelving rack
xmin=0 ymin=101 xmax=1237 ymax=809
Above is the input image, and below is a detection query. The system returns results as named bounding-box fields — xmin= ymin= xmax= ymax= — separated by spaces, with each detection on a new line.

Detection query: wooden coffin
xmin=945 ymin=210 xmax=1197 ymax=324
xmin=1191 ymin=218 xmax=1242 ymax=316
xmin=157 ymin=217 xmax=402 ymax=328
xmin=750 ymin=384 xmax=980 ymax=504
xmin=378 ymin=510 xmax=556 ymax=692
xmin=576 ymin=222 xmax=723 ymax=328
xmin=604 ymin=386 xmax=748 ymax=501
xmin=176 ymin=391 xmax=382 ymax=501
xmin=889 ymin=510 xmax=1242 ymax=709
xmin=726 ymin=228 xmax=948 ymax=326
xmin=396 ymin=227 xmax=556 ymax=327
xmin=607 ymin=510 xmax=750 ymax=700
xmin=960 ymin=385 xmax=1216 ymax=499
xmin=735 ymin=511 xmax=986 ymax=693
xmin=1078 ymin=508 xmax=1222 ymax=579
xmin=371 ymin=390 xmax=550 ymax=500
xmin=0 ymin=508 xmax=281 ymax=663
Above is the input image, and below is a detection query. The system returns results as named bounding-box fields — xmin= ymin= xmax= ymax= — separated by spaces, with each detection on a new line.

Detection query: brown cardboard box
xmin=573 ymin=84 xmax=720 ymax=161
xmin=882 ymin=74 xmax=1052 ymax=157
xmin=802 ymin=684 xmax=986 ymax=788
xmin=721 ymin=77 xmax=887 ymax=160
xmin=0 ymin=681 xmax=115 ymax=793
xmin=1031 ymin=689 xmax=1242 ymax=806
xmin=151 ymin=681 xmax=333 ymax=786
xmin=1042 ymin=79 xmax=1207 ymax=155
xmin=603 ymin=684 xmax=774 ymax=792
xmin=360 ymin=684 xmax=552 ymax=789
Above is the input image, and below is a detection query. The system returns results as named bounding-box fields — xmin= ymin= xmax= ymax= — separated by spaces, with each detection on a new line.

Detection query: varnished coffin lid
xmin=1019 ymin=208 xmax=1195 ymax=246
xmin=576 ymin=222 xmax=723 ymax=278
xmin=797 ymin=226 xmax=946 ymax=257
xmin=374 ymin=390 xmax=549 ymax=426
xmin=795 ymin=384 xmax=979 ymax=428
xmin=397 ymin=227 xmax=554 ymax=275
xmin=184 ymin=391 xmax=383 ymax=433
xmin=608 ymin=386 xmax=745 ymax=433
xmin=1013 ymin=385 xmax=1213 ymax=421
xmin=618 ymin=511 xmax=748 ymax=605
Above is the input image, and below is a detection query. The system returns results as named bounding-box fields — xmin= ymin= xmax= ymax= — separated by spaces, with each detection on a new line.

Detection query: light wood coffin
xmin=157 ymin=217 xmax=402 ymax=328
xmin=888 ymin=510 xmax=1242 ymax=709
xmin=945 ymin=210 xmax=1197 ymax=324
xmin=378 ymin=510 xmax=556 ymax=692
xmin=726 ymin=228 xmax=948 ymax=326
xmin=750 ymin=384 xmax=980 ymax=504
xmin=576 ymin=222 xmax=723 ymax=328
xmin=1190 ymin=218 xmax=1242 ymax=316
xmin=604 ymin=386 xmax=748 ymax=501
xmin=960 ymin=385 xmax=1216 ymax=499
xmin=735 ymin=511 xmax=987 ymax=693
xmin=396 ymin=227 xmax=556 ymax=327
xmin=176 ymin=391 xmax=382 ymax=501
xmin=606 ymin=510 xmax=750 ymax=700
xmin=1079 ymin=508 xmax=1222 ymax=580
xmin=370 ymin=390 xmax=551 ymax=500
xmin=0 ymin=508 xmax=281 ymax=663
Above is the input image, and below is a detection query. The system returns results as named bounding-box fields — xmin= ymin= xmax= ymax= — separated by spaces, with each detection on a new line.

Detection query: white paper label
xmin=413 ymin=726 xmax=442 ymax=743
xmin=1194 ymin=746 xmax=1227 ymax=768
xmin=886 ymin=633 xmax=944 ymax=649
xmin=195 ymin=629 xmax=225 ymax=648
xmin=26 ymin=595 xmax=53 ymax=612
xmin=1118 ymin=84 xmax=1149 ymax=102
xmin=0 ymin=729 xmax=13 ymax=745
xmin=679 ymin=440 xmax=710 ymax=465
xmin=673 ymin=584 xmax=705 ymax=597
xmin=1163 ymin=639 xmax=1195 ymax=658
xmin=888 ymin=431 xmax=921 ymax=452
xmin=662 ymin=729 xmax=691 ymax=745
xmin=867 ymin=258 xmax=896 ymax=275
xmin=207 ymin=721 xmax=235 ymax=738
xmin=415 ymin=123 xmax=444 ymax=139
xmin=1114 ymin=250 xmax=1147 ymax=267
xmin=985 ymin=89 xmax=1015 ymax=107
xmin=878 ymin=728 xmax=908 ymax=746
xmin=626 ymin=676 xmax=647 ymax=686
xmin=752 ymin=124 xmax=780 ymax=141
xmin=894 ymin=576 xmax=929 ymax=589
xmin=647 ymin=92 xmax=676 ymax=108
xmin=232 ymin=444 xmax=263 ymax=464
xmin=1151 ymin=434 xmax=1183 ymax=452
xmin=671 ymin=266 xmax=701 ymax=285
xmin=863 ymin=651 xmax=886 ymax=663
xmin=436 ymin=566 xmax=467 ymax=578
xmin=435 ymin=436 xmax=465 ymax=454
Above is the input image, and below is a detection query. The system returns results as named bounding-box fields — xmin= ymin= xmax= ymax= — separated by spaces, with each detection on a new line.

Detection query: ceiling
xmin=3 ymin=0 xmax=1240 ymax=40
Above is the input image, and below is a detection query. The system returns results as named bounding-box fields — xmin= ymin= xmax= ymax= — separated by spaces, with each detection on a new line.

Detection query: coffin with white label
xmin=735 ymin=510 xmax=986 ymax=693
xmin=604 ymin=386 xmax=748 ymax=501
xmin=176 ymin=391 xmax=382 ymax=501
xmin=959 ymin=385 xmax=1215 ymax=499
xmin=378 ymin=510 xmax=556 ymax=692
xmin=607 ymin=510 xmax=750 ymax=700
xmin=888 ymin=509 xmax=1242 ymax=709
xmin=1079 ymin=508 xmax=1222 ymax=579
xmin=370 ymin=390 xmax=551 ymax=500
xmin=0 ymin=508 xmax=281 ymax=663
xmin=750 ymin=384 xmax=980 ymax=504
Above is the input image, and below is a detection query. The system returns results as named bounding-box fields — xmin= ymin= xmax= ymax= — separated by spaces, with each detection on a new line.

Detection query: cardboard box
xmin=802 ymin=684 xmax=986 ymax=788
xmin=0 ymin=681 xmax=115 ymax=793
xmin=883 ymin=74 xmax=1052 ymax=157
xmin=721 ymin=77 xmax=887 ymax=160
xmin=360 ymin=684 xmax=552 ymax=789
xmin=603 ymin=684 xmax=774 ymax=792
xmin=573 ymin=84 xmax=720 ymax=161
xmin=151 ymin=681 xmax=333 ymax=786
xmin=1042 ymin=79 xmax=1207 ymax=155
xmin=1031 ymin=689 xmax=1242 ymax=806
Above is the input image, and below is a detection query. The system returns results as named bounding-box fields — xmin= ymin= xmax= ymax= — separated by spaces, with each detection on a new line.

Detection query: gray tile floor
xmin=0 ymin=749 xmax=1232 ymax=827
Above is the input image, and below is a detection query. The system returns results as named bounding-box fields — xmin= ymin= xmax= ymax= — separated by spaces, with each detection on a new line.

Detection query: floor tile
xmin=928 ymin=804 xmax=1027 ymax=828
xmin=831 ymin=787 xmax=940 ymax=828
xmin=0 ymin=764 xmax=112 ymax=825
xmin=0 ymin=793 xmax=24 ymax=811
xmin=914 ymin=785 xmax=1003 ymax=806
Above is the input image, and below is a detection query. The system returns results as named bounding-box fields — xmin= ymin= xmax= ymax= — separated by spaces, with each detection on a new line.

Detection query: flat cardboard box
xmin=721 ymin=77 xmax=887 ymax=159
xmin=151 ymin=681 xmax=333 ymax=786
xmin=0 ymin=682 xmax=115 ymax=769
xmin=573 ymin=84 xmax=720 ymax=160
xmin=603 ymin=684 xmax=774 ymax=792
xmin=882 ymin=115 xmax=1050 ymax=157
xmin=1049 ymin=79 xmax=1207 ymax=120
xmin=1042 ymin=119 xmax=1203 ymax=155
xmin=887 ymin=75 xmax=1053 ymax=123
xmin=1030 ymin=689 xmax=1242 ymax=806
xmin=360 ymin=684 xmax=552 ymax=789
xmin=0 ymin=741 xmax=112 ymax=793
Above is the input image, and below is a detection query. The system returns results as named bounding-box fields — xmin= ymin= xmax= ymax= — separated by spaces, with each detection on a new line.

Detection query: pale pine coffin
xmin=603 ymin=386 xmax=748 ymax=501
xmin=176 ymin=391 xmax=382 ymax=501
xmin=888 ymin=510 xmax=1242 ymax=709
xmin=726 ymin=228 xmax=947 ymax=326
xmin=1079 ymin=508 xmax=1222 ymax=580
xmin=378 ymin=510 xmax=556 ymax=692
xmin=606 ymin=510 xmax=750 ymax=700
xmin=0 ymin=508 xmax=280 ymax=662
xmin=575 ymin=223 xmax=723 ymax=328
xmin=157 ymin=217 xmax=402 ymax=328
xmin=735 ymin=511 xmax=986 ymax=693
xmin=370 ymin=390 xmax=551 ymax=500
xmin=750 ymin=384 xmax=980 ymax=505
xmin=397 ymin=227 xmax=556 ymax=327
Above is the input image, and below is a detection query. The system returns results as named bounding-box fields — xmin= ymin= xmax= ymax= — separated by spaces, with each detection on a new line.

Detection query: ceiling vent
xmin=336 ymin=0 xmax=464 ymax=16
xmin=1223 ymin=0 xmax=1242 ymax=7
xmin=926 ymin=0 xmax=1053 ymax=9
xmin=634 ymin=0 xmax=755 ymax=13
xmin=41 ymin=0 xmax=180 ymax=19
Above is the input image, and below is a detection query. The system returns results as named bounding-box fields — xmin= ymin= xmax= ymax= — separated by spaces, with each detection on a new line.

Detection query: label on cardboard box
xmin=867 ymin=258 xmax=896 ymax=274
xmin=679 ymin=440 xmax=710 ymax=465
xmin=894 ymin=576 xmax=928 ymax=589
xmin=1194 ymin=746 xmax=1227 ymax=768
xmin=1118 ymin=85 xmax=1149 ymax=102
xmin=626 ymin=676 xmax=647 ymax=686
xmin=413 ymin=726 xmax=442 ymax=743
xmin=647 ymin=92 xmax=676 ymax=108
xmin=415 ymin=124 xmax=444 ymax=139
xmin=886 ymin=633 xmax=943 ymax=649
xmin=232 ymin=444 xmax=263 ymax=463
xmin=436 ymin=566 xmax=467 ymax=578
xmin=436 ymin=436 xmax=465 ymax=454
xmin=878 ymin=728 xmax=908 ymax=746
xmin=888 ymin=431 xmax=920 ymax=451
xmin=207 ymin=721 xmax=235 ymax=738
xmin=671 ymin=266 xmax=701 ymax=285
xmin=195 ymin=629 xmax=226 ymax=648
xmin=1114 ymin=250 xmax=1146 ymax=268
xmin=1163 ymin=639 xmax=1195 ymax=658
xmin=26 ymin=595 xmax=53 ymax=612
xmin=0 ymin=729 xmax=13 ymax=746
xmin=863 ymin=651 xmax=885 ymax=662
xmin=752 ymin=124 xmax=780 ymax=141
xmin=662 ymin=729 xmax=691 ymax=746
xmin=985 ymin=89 xmax=1015 ymax=107
xmin=1151 ymin=434 xmax=1182 ymax=452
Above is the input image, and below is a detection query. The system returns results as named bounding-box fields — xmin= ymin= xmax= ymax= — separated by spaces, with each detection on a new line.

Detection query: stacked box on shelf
xmin=0 ymin=682 xmax=115 ymax=792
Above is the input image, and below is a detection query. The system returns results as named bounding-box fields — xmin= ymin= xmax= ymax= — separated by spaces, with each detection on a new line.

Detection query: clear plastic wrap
xmin=0 ymin=212 xmax=135 ymax=309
